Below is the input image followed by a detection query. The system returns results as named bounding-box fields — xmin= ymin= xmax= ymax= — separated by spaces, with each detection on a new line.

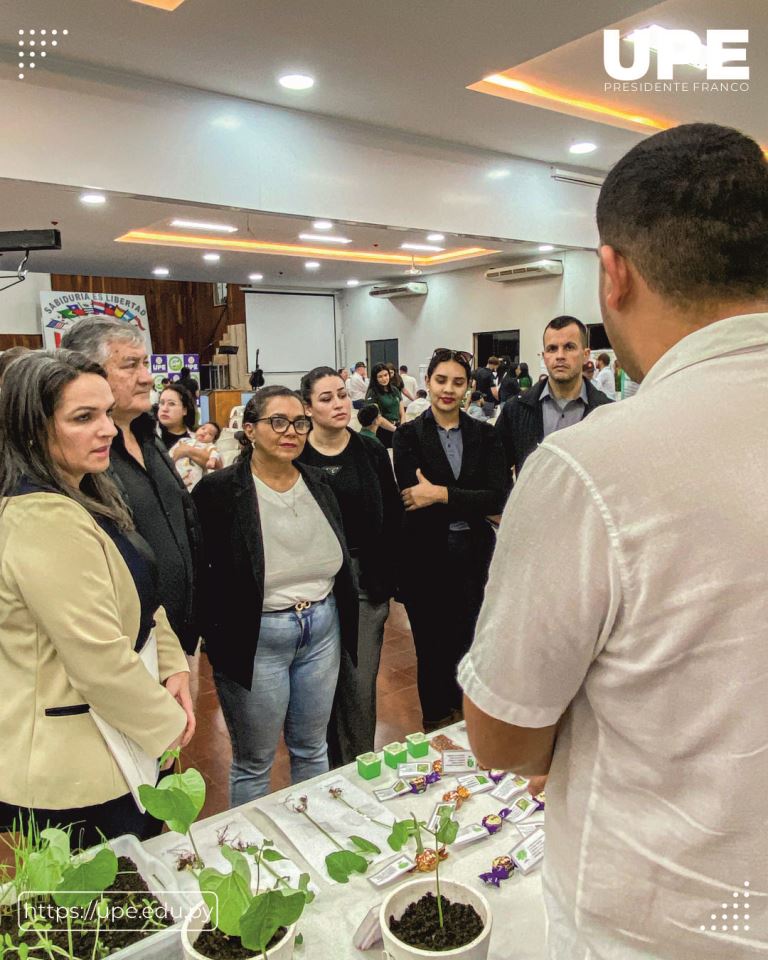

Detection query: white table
xmin=144 ymin=723 xmax=547 ymax=958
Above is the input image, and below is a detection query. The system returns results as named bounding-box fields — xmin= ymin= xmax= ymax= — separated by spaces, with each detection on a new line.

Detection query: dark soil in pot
xmin=0 ymin=855 xmax=173 ymax=955
xmin=193 ymin=923 xmax=288 ymax=958
xmin=389 ymin=892 xmax=484 ymax=951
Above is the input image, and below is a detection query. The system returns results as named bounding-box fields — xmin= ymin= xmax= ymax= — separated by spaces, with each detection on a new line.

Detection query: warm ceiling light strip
xmin=468 ymin=74 xmax=671 ymax=134
xmin=131 ymin=0 xmax=187 ymax=9
xmin=115 ymin=230 xmax=498 ymax=265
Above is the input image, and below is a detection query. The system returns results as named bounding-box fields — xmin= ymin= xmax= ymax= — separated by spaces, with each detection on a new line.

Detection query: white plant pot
xmin=182 ymin=900 xmax=297 ymax=960
xmin=379 ymin=878 xmax=492 ymax=960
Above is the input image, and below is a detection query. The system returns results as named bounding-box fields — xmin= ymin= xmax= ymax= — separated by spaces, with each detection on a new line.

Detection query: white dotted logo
xmin=17 ymin=28 xmax=69 ymax=80
xmin=699 ymin=881 xmax=750 ymax=934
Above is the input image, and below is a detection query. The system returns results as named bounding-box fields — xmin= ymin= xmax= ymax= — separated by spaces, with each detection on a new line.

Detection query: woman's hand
xmin=377 ymin=415 xmax=397 ymax=432
xmin=163 ymin=671 xmax=196 ymax=746
xmin=401 ymin=469 xmax=448 ymax=511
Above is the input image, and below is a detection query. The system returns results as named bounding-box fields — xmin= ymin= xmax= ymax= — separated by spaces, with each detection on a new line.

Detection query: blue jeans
xmin=214 ymin=594 xmax=341 ymax=805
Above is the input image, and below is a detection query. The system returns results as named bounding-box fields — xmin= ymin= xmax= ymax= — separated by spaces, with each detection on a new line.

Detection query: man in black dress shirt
xmin=61 ymin=318 xmax=202 ymax=662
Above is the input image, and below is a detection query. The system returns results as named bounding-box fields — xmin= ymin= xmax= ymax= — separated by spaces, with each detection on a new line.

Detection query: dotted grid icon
xmin=700 ymin=881 xmax=750 ymax=934
xmin=17 ymin=28 xmax=69 ymax=80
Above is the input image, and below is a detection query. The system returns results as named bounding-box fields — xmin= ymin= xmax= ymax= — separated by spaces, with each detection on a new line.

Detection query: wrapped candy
xmin=487 ymin=769 xmax=507 ymax=784
xmin=431 ymin=759 xmax=443 ymax=775
xmin=481 ymin=813 xmax=504 ymax=835
xmin=479 ymin=854 xmax=515 ymax=887
xmin=409 ymin=776 xmax=428 ymax=795
xmin=442 ymin=785 xmax=471 ymax=809
xmin=415 ymin=847 xmax=448 ymax=872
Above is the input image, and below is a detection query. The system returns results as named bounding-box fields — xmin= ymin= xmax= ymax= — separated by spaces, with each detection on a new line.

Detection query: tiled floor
xmin=185 ymin=600 xmax=420 ymax=820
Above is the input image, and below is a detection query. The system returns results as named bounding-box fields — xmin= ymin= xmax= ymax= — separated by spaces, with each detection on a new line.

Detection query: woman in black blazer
xmin=192 ymin=386 xmax=358 ymax=803
xmin=393 ymin=349 xmax=506 ymax=730
xmin=298 ymin=366 xmax=402 ymax=765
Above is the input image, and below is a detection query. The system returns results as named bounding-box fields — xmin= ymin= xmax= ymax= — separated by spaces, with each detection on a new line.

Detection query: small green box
xmin=356 ymin=751 xmax=382 ymax=780
xmin=383 ymin=741 xmax=408 ymax=769
xmin=406 ymin=732 xmax=429 ymax=758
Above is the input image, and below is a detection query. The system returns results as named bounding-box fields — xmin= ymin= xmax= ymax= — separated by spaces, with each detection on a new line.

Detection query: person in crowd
xmin=405 ymin=388 xmax=430 ymax=421
xmin=592 ymin=352 xmax=616 ymax=399
xmin=337 ymin=367 xmax=350 ymax=383
xmin=466 ymin=390 xmax=490 ymax=420
xmin=177 ymin=366 xmax=199 ymax=402
xmin=61 ymin=317 xmax=202 ymax=655
xmin=497 ymin=363 xmax=521 ymax=404
xmin=0 ymin=350 xmax=194 ymax=845
xmin=192 ymin=386 xmax=358 ymax=802
xmin=516 ymin=362 xmax=533 ymax=391
xmin=495 ymin=316 xmax=613 ymax=484
xmin=157 ymin=384 xmax=222 ymax=490
xmin=347 ymin=361 xmax=369 ymax=409
xmin=0 ymin=346 xmax=30 ymax=387
xmin=472 ymin=355 xmax=500 ymax=406
xmin=357 ymin=403 xmax=383 ymax=442
xmin=460 ymin=122 xmax=768 ymax=960
xmin=196 ymin=420 xmax=222 ymax=444
xmin=399 ymin=365 xmax=418 ymax=405
xmin=385 ymin=362 xmax=407 ymax=395
xmin=393 ymin=349 xmax=505 ymax=730
xmin=582 ymin=359 xmax=595 ymax=381
xmin=299 ymin=367 xmax=402 ymax=763
xmin=365 ymin=362 xmax=405 ymax=448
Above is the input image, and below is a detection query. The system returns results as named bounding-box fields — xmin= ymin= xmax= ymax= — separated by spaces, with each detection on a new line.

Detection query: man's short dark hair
xmin=487 ymin=356 xmax=500 ymax=366
xmin=399 ymin=365 xmax=408 ymax=372
xmin=416 ymin=389 xmax=427 ymax=398
xmin=597 ymin=352 xmax=611 ymax=366
xmin=354 ymin=361 xmax=366 ymax=371
xmin=470 ymin=390 xmax=483 ymax=402
xmin=597 ymin=123 xmax=768 ymax=305
xmin=357 ymin=403 xmax=379 ymax=428
xmin=544 ymin=315 xmax=588 ymax=348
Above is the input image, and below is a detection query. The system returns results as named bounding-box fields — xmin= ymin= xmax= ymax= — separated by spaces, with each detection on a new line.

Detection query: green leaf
xmin=198 ymin=867 xmax=251 ymax=937
xmin=220 ymin=846 xmax=251 ymax=886
xmin=349 ymin=836 xmax=381 ymax=856
xmin=138 ymin=784 xmax=199 ymax=835
xmin=39 ymin=828 xmax=70 ymax=866
xmin=159 ymin=747 xmax=181 ymax=768
xmin=261 ymin=848 xmax=286 ymax=863
xmin=295 ymin=933 xmax=304 ymax=946
xmin=239 ymin=890 xmax=305 ymax=953
xmin=54 ymin=849 xmax=118 ymax=909
xmin=387 ymin=819 xmax=415 ymax=852
xmin=325 ymin=850 xmax=368 ymax=884
xmin=435 ymin=817 xmax=459 ymax=846
xmin=297 ymin=873 xmax=315 ymax=905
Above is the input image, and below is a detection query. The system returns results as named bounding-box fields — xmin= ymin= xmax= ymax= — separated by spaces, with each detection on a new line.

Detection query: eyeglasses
xmin=252 ymin=415 xmax=313 ymax=435
xmin=432 ymin=348 xmax=474 ymax=365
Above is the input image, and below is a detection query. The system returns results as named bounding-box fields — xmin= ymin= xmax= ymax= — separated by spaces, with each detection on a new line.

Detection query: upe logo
xmin=604 ymin=27 xmax=749 ymax=81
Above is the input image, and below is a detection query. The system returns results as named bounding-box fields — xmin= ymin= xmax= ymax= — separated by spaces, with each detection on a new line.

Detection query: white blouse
xmin=253 ymin=474 xmax=343 ymax=611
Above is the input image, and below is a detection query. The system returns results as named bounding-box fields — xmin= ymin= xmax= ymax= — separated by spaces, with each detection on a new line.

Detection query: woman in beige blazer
xmin=0 ymin=350 xmax=195 ymax=845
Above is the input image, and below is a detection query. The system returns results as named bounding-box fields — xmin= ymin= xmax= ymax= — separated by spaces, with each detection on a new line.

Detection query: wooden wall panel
xmin=50 ymin=275 xmax=247 ymax=361
xmin=0 ymin=334 xmax=43 ymax=350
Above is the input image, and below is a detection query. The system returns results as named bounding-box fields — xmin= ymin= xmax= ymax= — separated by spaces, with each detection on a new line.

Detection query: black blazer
xmin=298 ymin=429 xmax=402 ymax=603
xmin=393 ymin=411 xmax=506 ymax=561
xmin=495 ymin=377 xmax=614 ymax=483
xmin=192 ymin=456 xmax=359 ymax=688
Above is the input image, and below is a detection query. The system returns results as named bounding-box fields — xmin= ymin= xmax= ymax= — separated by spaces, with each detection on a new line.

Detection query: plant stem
xmin=335 ymin=796 xmax=390 ymax=830
xmin=255 ymin=848 xmax=262 ymax=896
xmin=434 ymin=832 xmax=444 ymax=929
xmin=301 ymin=812 xmax=343 ymax=851
xmin=91 ymin=906 xmax=101 ymax=960
xmin=66 ymin=913 xmax=74 ymax=960
xmin=187 ymin=829 xmax=203 ymax=869
xmin=409 ymin=812 xmax=424 ymax=856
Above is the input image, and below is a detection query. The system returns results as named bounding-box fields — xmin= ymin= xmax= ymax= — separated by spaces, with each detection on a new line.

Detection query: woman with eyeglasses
xmin=393 ymin=349 xmax=506 ymax=731
xmin=365 ymin=363 xmax=405 ymax=449
xmin=192 ymin=386 xmax=358 ymax=802
xmin=298 ymin=366 xmax=402 ymax=764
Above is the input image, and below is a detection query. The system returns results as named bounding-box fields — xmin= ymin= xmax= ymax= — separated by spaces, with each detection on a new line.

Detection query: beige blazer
xmin=0 ymin=492 xmax=188 ymax=809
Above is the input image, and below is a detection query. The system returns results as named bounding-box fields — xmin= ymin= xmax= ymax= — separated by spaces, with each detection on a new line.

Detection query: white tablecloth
xmin=143 ymin=723 xmax=547 ymax=958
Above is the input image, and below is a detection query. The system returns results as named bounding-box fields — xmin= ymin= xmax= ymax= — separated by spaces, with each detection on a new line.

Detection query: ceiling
xmin=0 ymin=178 xmax=575 ymax=289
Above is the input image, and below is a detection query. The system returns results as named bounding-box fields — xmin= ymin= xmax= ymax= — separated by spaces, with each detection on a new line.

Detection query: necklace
xmin=252 ymin=470 xmax=300 ymax=517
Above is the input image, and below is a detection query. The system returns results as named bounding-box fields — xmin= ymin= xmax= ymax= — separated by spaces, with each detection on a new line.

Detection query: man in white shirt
xmin=459 ymin=123 xmax=768 ymax=960
xmin=346 ymin=361 xmax=369 ymax=409
xmin=592 ymin=352 xmax=616 ymax=399
xmin=399 ymin=364 xmax=418 ymax=405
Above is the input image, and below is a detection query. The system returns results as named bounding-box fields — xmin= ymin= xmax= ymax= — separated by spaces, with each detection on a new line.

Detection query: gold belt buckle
xmin=294 ymin=600 xmax=311 ymax=613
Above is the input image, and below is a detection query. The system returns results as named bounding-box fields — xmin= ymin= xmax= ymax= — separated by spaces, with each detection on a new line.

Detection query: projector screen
xmin=245 ymin=292 xmax=337 ymax=386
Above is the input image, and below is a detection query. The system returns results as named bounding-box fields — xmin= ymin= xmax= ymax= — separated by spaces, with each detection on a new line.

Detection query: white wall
xmin=0 ymin=272 xmax=51 ymax=336
xmin=338 ymin=250 xmax=600 ymax=379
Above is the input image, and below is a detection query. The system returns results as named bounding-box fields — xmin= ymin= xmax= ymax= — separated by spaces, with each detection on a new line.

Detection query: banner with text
xmin=151 ymin=354 xmax=200 ymax=393
xmin=40 ymin=291 xmax=151 ymax=352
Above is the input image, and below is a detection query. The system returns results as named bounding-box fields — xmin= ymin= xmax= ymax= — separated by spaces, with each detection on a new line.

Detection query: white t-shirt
xmin=459 ymin=313 xmax=768 ymax=960
xmin=405 ymin=396 xmax=430 ymax=421
xmin=592 ymin=365 xmax=616 ymax=399
xmin=347 ymin=372 xmax=369 ymax=402
xmin=400 ymin=373 xmax=418 ymax=404
xmin=253 ymin=474 xmax=343 ymax=611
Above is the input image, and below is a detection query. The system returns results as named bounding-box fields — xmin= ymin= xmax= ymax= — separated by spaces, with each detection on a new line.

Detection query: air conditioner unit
xmin=485 ymin=259 xmax=563 ymax=283
xmin=551 ymin=167 xmax=605 ymax=187
xmin=369 ymin=282 xmax=428 ymax=299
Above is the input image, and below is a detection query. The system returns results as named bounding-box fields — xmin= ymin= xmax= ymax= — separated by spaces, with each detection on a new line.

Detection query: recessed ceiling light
xmin=279 ymin=73 xmax=314 ymax=90
xmin=487 ymin=169 xmax=511 ymax=180
xmin=172 ymin=219 xmax=237 ymax=233
xmin=203 ymin=253 xmax=221 ymax=262
xmin=569 ymin=142 xmax=597 ymax=155
xmin=298 ymin=232 xmax=352 ymax=244
xmin=152 ymin=267 xmax=170 ymax=277
xmin=405 ymin=267 xmax=423 ymax=276
xmin=401 ymin=242 xmax=444 ymax=252
xmin=80 ymin=193 xmax=106 ymax=205
xmin=249 ymin=273 xmax=264 ymax=281
xmin=346 ymin=279 xmax=360 ymax=287
xmin=538 ymin=244 xmax=555 ymax=252
xmin=312 ymin=220 xmax=333 ymax=230
xmin=426 ymin=233 xmax=445 ymax=243
xmin=305 ymin=261 xmax=320 ymax=270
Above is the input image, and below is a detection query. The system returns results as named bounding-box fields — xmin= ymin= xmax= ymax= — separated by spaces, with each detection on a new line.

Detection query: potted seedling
xmin=380 ymin=811 xmax=492 ymax=959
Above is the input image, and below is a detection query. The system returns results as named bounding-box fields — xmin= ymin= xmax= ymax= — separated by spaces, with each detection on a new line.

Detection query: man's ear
xmin=599 ymin=244 xmax=631 ymax=311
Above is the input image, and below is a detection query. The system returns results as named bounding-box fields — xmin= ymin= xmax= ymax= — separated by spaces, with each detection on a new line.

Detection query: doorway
xmin=366 ymin=338 xmax=399 ymax=370
xmin=473 ymin=330 xmax=520 ymax=367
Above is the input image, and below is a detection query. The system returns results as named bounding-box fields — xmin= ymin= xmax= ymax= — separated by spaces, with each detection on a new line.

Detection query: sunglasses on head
xmin=432 ymin=348 xmax=474 ymax=365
